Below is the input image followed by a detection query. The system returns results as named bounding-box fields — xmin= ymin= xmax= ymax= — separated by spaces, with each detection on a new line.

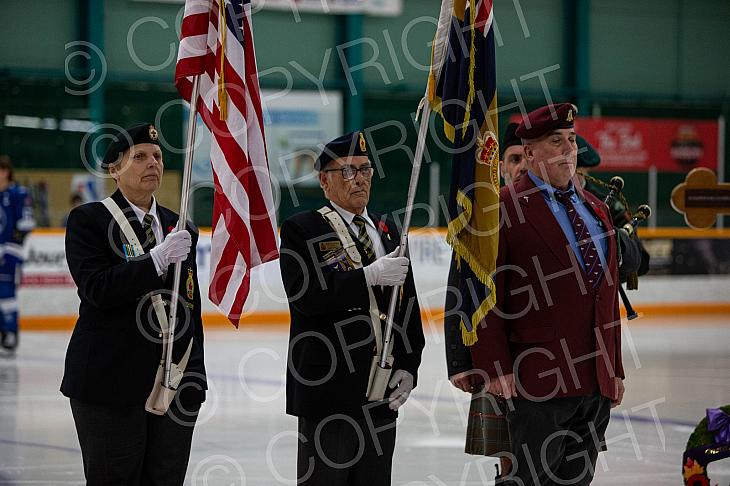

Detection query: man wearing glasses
xmin=279 ymin=131 xmax=425 ymax=485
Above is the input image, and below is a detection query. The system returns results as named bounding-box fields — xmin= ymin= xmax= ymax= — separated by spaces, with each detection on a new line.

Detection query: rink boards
xmin=17 ymin=229 xmax=730 ymax=327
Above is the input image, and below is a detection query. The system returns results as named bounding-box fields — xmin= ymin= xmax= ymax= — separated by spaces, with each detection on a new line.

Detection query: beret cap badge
xmin=314 ymin=131 xmax=369 ymax=171
xmin=515 ymin=103 xmax=578 ymax=140
xmin=102 ymin=123 xmax=162 ymax=167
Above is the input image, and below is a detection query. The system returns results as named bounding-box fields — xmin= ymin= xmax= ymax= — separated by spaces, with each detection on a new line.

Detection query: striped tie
xmin=142 ymin=213 xmax=157 ymax=252
xmin=554 ymin=190 xmax=603 ymax=288
xmin=352 ymin=215 xmax=375 ymax=265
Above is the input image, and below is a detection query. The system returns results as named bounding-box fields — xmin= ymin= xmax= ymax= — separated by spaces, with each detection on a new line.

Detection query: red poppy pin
xmin=377 ymin=220 xmax=391 ymax=240
xmin=591 ymin=202 xmax=606 ymax=221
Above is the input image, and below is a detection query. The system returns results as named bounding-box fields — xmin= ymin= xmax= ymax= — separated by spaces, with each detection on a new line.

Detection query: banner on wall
xmin=261 ymin=90 xmax=343 ymax=188
xmin=509 ymin=115 xmax=720 ymax=173
xmin=15 ymin=230 xmax=730 ymax=317
xmin=252 ymin=0 xmax=402 ymax=15
xmin=186 ymin=90 xmax=342 ymax=189
xmin=133 ymin=0 xmax=402 ymax=16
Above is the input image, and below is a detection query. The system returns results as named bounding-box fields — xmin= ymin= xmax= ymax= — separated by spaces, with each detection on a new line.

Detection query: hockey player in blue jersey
xmin=0 ymin=156 xmax=35 ymax=352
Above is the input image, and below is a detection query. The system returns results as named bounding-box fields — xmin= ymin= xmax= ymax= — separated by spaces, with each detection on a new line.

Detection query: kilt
xmin=464 ymin=386 xmax=511 ymax=456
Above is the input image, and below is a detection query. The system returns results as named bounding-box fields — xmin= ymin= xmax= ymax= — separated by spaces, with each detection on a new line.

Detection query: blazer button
xmin=452 ymin=360 xmax=459 ymax=367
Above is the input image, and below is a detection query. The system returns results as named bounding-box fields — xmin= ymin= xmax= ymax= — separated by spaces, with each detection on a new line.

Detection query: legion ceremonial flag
xmin=427 ymin=0 xmax=500 ymax=345
xmin=175 ymin=0 xmax=279 ymax=327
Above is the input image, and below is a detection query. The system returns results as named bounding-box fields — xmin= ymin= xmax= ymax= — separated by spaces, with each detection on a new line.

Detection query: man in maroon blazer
xmin=470 ymin=103 xmax=625 ymax=485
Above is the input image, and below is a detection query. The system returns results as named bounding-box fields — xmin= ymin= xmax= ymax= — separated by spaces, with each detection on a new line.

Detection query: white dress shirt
xmin=124 ymin=195 xmax=166 ymax=275
xmin=330 ymin=201 xmax=386 ymax=259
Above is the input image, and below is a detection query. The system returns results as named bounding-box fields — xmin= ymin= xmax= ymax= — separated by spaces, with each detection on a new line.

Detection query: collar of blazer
xmin=110 ymin=189 xmax=152 ymax=252
xmin=326 ymin=202 xmax=398 ymax=255
xmin=509 ymin=175 xmax=617 ymax=276
xmin=110 ymin=189 xmax=182 ymax=285
xmin=111 ymin=188 xmax=179 ymax=239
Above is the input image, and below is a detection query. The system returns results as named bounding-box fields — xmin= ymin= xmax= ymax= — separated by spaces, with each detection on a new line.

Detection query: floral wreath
xmin=683 ymin=405 xmax=730 ymax=485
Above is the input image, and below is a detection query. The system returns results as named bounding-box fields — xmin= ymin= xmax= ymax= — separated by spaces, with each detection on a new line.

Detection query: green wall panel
xmin=590 ymin=0 xmax=679 ymax=96
xmin=0 ymin=0 xmax=77 ymax=71
xmin=1 ymin=0 xmax=729 ymax=228
xmin=105 ymin=0 xmax=181 ymax=79
xmin=252 ymin=11 xmax=340 ymax=88
xmin=358 ymin=0 xmax=566 ymax=95
xmin=0 ymin=79 xmax=87 ymax=169
xmin=680 ymin=0 xmax=730 ymax=98
xmin=494 ymin=0 xmax=566 ymax=92
xmin=360 ymin=0 xmax=439 ymax=92
xmin=103 ymin=0 xmax=340 ymax=87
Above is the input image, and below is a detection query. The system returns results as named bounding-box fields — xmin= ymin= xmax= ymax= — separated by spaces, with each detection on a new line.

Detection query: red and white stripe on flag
xmin=175 ymin=0 xmax=279 ymax=327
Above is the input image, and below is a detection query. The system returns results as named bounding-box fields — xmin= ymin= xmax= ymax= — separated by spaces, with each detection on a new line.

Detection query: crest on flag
xmin=476 ymin=131 xmax=498 ymax=166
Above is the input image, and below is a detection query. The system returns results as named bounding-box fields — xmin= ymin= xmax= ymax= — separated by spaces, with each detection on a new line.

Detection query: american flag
xmin=175 ymin=0 xmax=279 ymax=327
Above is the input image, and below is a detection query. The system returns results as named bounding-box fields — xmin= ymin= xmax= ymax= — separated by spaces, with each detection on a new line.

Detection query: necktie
xmin=142 ymin=213 xmax=157 ymax=252
xmin=554 ymin=190 xmax=603 ymax=288
xmin=352 ymin=215 xmax=376 ymax=265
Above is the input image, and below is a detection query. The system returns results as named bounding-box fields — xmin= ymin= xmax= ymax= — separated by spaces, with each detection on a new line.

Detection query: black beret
xmin=576 ymin=135 xmax=601 ymax=168
xmin=102 ymin=123 xmax=161 ymax=167
xmin=500 ymin=122 xmax=521 ymax=158
xmin=315 ymin=131 xmax=368 ymax=171
xmin=515 ymin=103 xmax=577 ymax=140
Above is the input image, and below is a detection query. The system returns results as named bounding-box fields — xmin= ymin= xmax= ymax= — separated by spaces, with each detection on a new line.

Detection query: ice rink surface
xmin=1 ymin=315 xmax=729 ymax=485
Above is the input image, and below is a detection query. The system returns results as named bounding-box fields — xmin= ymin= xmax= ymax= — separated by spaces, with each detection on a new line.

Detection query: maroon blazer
xmin=470 ymin=175 xmax=624 ymax=401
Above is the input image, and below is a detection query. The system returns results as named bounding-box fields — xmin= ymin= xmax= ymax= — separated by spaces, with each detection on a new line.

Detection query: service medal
xmin=186 ymin=268 xmax=194 ymax=300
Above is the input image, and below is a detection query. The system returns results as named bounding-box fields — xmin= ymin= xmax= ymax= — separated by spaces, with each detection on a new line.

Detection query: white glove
xmin=150 ymin=229 xmax=192 ymax=276
xmin=388 ymin=369 xmax=414 ymax=411
xmin=363 ymin=248 xmax=409 ymax=287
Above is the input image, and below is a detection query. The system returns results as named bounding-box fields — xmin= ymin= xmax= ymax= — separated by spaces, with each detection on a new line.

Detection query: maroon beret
xmin=515 ymin=103 xmax=578 ymax=140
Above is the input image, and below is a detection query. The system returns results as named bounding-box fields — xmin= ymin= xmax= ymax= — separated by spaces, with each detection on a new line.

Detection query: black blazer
xmin=279 ymin=207 xmax=425 ymax=420
xmin=61 ymin=189 xmax=206 ymax=408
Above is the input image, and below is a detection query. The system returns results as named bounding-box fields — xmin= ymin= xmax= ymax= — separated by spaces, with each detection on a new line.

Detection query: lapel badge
xmin=186 ymin=267 xmax=194 ymax=300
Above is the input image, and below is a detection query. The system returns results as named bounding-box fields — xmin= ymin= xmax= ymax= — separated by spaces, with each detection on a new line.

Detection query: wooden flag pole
xmin=164 ymin=75 xmax=201 ymax=388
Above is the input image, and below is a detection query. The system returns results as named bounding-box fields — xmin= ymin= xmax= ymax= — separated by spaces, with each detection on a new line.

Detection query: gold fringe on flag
xmin=425 ymin=0 xmax=501 ymax=346
xmin=461 ymin=2 xmax=477 ymax=140
xmin=218 ymin=0 xmax=228 ymax=121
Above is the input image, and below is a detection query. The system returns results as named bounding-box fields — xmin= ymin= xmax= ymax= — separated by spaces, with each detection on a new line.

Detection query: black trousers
xmin=502 ymin=393 xmax=610 ymax=486
xmin=70 ymin=398 xmax=199 ymax=486
xmin=297 ymin=415 xmax=397 ymax=486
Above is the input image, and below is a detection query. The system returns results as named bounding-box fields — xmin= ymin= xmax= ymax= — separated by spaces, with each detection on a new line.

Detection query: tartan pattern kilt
xmin=464 ymin=387 xmax=511 ymax=457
